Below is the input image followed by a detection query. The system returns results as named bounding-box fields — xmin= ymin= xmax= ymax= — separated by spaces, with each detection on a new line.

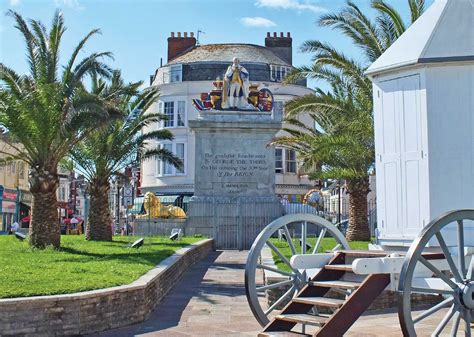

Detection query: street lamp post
xmin=115 ymin=178 xmax=122 ymax=235
xmin=77 ymin=183 xmax=89 ymax=234
xmin=338 ymin=180 xmax=342 ymax=224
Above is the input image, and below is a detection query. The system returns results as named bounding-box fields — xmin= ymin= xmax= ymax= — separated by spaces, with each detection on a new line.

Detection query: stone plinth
xmin=187 ymin=109 xmax=284 ymax=249
xmin=134 ymin=218 xmax=186 ymax=236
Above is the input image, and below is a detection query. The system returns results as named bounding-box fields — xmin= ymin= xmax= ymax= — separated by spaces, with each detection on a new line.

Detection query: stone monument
xmin=187 ymin=61 xmax=284 ymax=249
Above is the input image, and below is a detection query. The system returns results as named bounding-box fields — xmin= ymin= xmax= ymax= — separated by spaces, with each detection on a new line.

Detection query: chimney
xmin=167 ymin=32 xmax=197 ymax=62
xmin=265 ymin=31 xmax=293 ymax=65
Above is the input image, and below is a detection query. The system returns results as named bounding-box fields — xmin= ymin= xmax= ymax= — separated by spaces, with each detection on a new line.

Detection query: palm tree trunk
xmin=29 ymin=167 xmax=60 ymax=249
xmin=345 ymin=177 xmax=371 ymax=241
xmin=86 ymin=179 xmax=112 ymax=241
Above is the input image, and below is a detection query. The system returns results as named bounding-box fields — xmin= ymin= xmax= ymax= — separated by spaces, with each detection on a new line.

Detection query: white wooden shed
xmin=366 ymin=0 xmax=474 ymax=247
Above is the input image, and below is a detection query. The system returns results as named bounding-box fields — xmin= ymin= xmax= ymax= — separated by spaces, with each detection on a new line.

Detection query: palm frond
xmin=372 ymin=0 xmax=406 ymax=40
xmin=408 ymin=0 xmax=425 ymax=23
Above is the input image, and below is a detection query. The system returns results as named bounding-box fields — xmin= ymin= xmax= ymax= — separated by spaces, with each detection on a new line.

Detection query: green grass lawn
xmin=269 ymin=237 xmax=370 ymax=272
xmin=0 ymin=235 xmax=202 ymax=299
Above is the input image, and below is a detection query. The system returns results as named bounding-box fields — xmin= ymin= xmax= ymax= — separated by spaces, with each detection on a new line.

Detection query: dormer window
xmin=170 ymin=64 xmax=182 ymax=83
xmin=270 ymin=65 xmax=291 ymax=82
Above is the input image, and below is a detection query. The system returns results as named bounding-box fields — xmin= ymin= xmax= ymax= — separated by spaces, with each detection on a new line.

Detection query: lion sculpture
xmin=137 ymin=192 xmax=186 ymax=219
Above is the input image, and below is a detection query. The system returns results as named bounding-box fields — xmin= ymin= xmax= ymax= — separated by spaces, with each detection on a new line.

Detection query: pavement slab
xmin=90 ymin=250 xmax=473 ymax=337
xmin=91 ymin=251 xmax=262 ymax=337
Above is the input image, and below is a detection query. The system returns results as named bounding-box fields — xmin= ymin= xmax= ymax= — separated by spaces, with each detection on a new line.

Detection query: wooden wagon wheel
xmin=399 ymin=209 xmax=474 ymax=336
xmin=245 ymin=213 xmax=350 ymax=326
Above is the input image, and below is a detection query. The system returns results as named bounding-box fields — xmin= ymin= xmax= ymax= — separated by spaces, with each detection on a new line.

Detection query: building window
xmin=275 ymin=149 xmax=283 ymax=174
xmin=285 ymin=149 xmax=297 ymax=173
xmin=176 ymin=143 xmax=185 ymax=174
xmin=270 ymin=65 xmax=277 ymax=81
xmin=170 ymin=65 xmax=182 ymax=83
xmin=160 ymin=100 xmax=186 ymax=128
xmin=60 ymin=187 xmax=66 ymax=201
xmin=177 ymin=101 xmax=185 ymax=127
xmin=163 ymin=143 xmax=173 ymax=175
xmin=157 ymin=142 xmax=186 ymax=177
xmin=270 ymin=65 xmax=291 ymax=82
xmin=156 ymin=146 xmax=162 ymax=176
xmin=164 ymin=102 xmax=174 ymax=128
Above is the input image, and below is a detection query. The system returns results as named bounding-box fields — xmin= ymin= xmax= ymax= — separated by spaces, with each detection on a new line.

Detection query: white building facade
xmin=141 ymin=32 xmax=316 ymax=199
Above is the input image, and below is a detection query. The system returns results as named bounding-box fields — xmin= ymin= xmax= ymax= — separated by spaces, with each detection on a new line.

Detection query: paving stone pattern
xmin=91 ymin=250 xmax=262 ymax=337
xmin=91 ymin=250 xmax=472 ymax=337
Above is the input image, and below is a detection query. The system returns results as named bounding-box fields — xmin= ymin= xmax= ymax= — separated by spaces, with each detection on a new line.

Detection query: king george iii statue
xmin=222 ymin=57 xmax=251 ymax=110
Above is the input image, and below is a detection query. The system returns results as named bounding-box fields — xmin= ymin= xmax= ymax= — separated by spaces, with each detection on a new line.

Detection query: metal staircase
xmin=258 ymin=251 xmax=391 ymax=337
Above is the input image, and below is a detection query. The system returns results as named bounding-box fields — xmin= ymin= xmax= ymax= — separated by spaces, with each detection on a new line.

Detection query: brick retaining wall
xmin=0 ymin=238 xmax=213 ymax=337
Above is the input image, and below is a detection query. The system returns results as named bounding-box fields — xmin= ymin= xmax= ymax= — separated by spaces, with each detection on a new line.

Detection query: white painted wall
xmin=425 ymin=64 xmax=474 ymax=217
xmin=425 ymin=64 xmax=474 ymax=247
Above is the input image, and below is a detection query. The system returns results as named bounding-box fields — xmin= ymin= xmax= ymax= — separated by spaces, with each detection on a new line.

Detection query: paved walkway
xmin=92 ymin=250 xmax=261 ymax=337
xmin=92 ymin=250 xmax=471 ymax=337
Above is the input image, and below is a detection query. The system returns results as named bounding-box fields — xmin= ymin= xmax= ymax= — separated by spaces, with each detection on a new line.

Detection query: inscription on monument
xmin=197 ymin=151 xmax=271 ymax=195
xmin=213 ymin=182 xmax=257 ymax=194
xmin=200 ymin=153 xmax=268 ymax=178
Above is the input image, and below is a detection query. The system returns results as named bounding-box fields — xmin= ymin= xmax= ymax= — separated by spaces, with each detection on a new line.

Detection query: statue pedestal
xmin=134 ymin=218 xmax=186 ymax=236
xmin=187 ymin=109 xmax=284 ymax=249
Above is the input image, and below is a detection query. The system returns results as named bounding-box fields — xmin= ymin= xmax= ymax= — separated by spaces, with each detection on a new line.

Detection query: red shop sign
xmin=3 ymin=190 xmax=17 ymax=201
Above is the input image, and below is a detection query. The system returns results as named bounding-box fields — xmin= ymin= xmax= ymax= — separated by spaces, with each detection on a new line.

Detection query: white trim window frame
xmin=158 ymin=99 xmax=187 ymax=129
xmin=156 ymin=141 xmax=187 ymax=177
xmin=275 ymin=148 xmax=299 ymax=174
xmin=285 ymin=149 xmax=297 ymax=174
xmin=275 ymin=148 xmax=283 ymax=174
xmin=163 ymin=101 xmax=175 ymax=128
xmin=270 ymin=64 xmax=277 ymax=82
xmin=270 ymin=65 xmax=291 ymax=82
xmin=169 ymin=64 xmax=182 ymax=83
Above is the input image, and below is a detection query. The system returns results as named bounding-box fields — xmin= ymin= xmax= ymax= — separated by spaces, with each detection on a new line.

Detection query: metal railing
xmin=125 ymin=196 xmax=377 ymax=243
xmin=283 ymin=200 xmax=377 ymax=237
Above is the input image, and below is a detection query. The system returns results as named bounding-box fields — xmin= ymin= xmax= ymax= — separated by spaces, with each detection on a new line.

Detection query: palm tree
xmin=280 ymin=0 xmax=426 ymax=241
xmin=0 ymin=11 xmax=113 ymax=248
xmin=70 ymin=72 xmax=182 ymax=241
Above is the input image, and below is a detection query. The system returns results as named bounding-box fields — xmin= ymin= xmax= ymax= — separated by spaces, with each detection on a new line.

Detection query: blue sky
xmin=0 ymin=0 xmax=434 ymax=88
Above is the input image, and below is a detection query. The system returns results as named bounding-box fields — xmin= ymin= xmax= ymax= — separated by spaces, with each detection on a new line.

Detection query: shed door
xmin=398 ymin=75 xmax=424 ymax=238
xmin=376 ymin=79 xmax=402 ymax=239
xmin=376 ymin=74 xmax=424 ymax=241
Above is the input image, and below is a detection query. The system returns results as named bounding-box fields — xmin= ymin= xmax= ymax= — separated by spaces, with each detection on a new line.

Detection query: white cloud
xmin=240 ymin=17 xmax=277 ymax=28
xmin=255 ymin=0 xmax=326 ymax=13
xmin=9 ymin=0 xmax=21 ymax=6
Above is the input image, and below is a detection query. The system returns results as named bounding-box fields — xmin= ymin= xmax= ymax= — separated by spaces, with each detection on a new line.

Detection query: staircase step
xmin=336 ymin=250 xmax=389 ymax=257
xmin=293 ymin=296 xmax=345 ymax=308
xmin=275 ymin=313 xmax=329 ymax=326
xmin=258 ymin=332 xmax=311 ymax=337
xmin=324 ymin=264 xmax=353 ymax=271
xmin=310 ymin=280 xmax=361 ymax=290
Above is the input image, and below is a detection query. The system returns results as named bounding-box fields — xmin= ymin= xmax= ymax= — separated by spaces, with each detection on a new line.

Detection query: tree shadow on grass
xmin=57 ymin=246 xmax=178 ymax=266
